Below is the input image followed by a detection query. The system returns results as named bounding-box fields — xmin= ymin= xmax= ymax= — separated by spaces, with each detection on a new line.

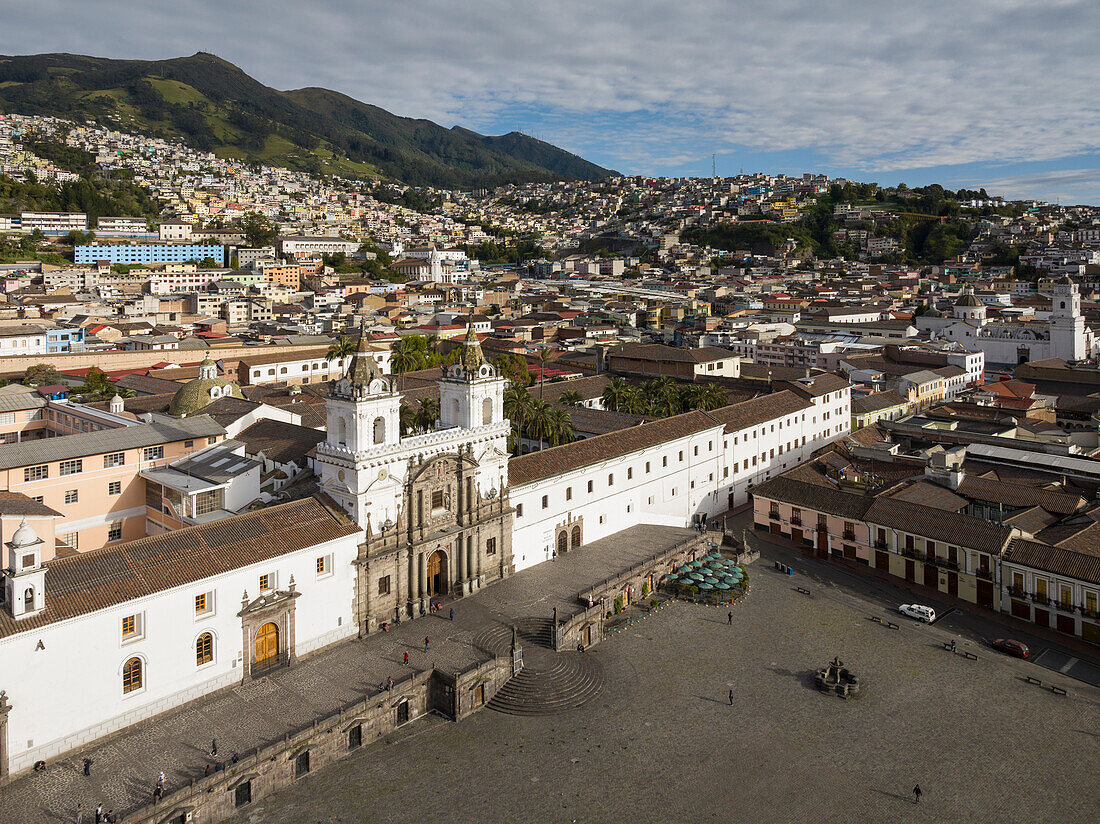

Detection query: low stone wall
xmin=120 ymin=655 xmax=512 ymax=824
xmin=554 ymin=602 xmax=605 ymax=652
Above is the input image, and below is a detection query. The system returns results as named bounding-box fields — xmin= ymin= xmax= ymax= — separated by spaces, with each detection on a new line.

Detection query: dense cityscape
xmin=0 ymin=32 xmax=1097 ymax=824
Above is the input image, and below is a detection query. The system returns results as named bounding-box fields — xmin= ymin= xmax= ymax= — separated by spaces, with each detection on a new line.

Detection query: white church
xmin=0 ymin=326 xmax=851 ymax=778
xmin=917 ymin=278 xmax=1096 ymax=366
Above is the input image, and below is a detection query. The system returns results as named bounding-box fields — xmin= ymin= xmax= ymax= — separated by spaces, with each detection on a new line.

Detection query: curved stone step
xmin=487 ymin=651 xmax=603 ymax=716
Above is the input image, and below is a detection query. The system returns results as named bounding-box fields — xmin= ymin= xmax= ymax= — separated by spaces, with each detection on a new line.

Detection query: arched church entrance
xmin=557 ymin=531 xmax=568 ymax=555
xmin=427 ymin=550 xmax=448 ymax=596
xmin=255 ymin=622 xmax=279 ymax=667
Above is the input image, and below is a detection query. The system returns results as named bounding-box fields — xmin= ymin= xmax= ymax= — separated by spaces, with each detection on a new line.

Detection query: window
xmin=61 ymin=531 xmax=79 ymax=551
xmin=104 ymin=452 xmax=125 ymax=468
xmin=295 ymin=751 xmax=310 ymax=777
xmin=645 ymin=461 xmax=650 ymax=473
xmin=143 ymin=446 xmax=164 ymax=461
xmin=121 ymin=613 xmax=143 ymax=640
xmin=122 ymin=657 xmax=143 ymax=694
xmin=516 ymin=504 xmax=523 ymax=518
xmin=194 ymin=489 xmax=222 ymax=517
xmin=109 ymin=480 xmax=122 ymax=496
xmin=184 ymin=439 xmax=194 ymax=449
xmin=693 ymin=446 xmax=698 ymax=456
xmin=378 ymin=575 xmax=391 ymax=595
xmin=259 ymin=573 xmax=273 ymax=592
xmin=662 ymin=456 xmax=668 ymax=467
xmin=431 ymin=489 xmax=444 ymax=510
xmin=608 ymin=474 xmax=614 ymax=486
xmin=108 ymin=522 xmax=122 ymax=542
xmin=541 ymin=495 xmax=549 ymax=509
xmin=208 ymin=437 xmax=217 ymax=445
xmin=348 ymin=724 xmax=363 ymax=750
xmin=587 ymin=480 xmax=593 ymax=493
xmin=24 ymin=465 xmax=47 ymax=482
xmin=194 ymin=592 xmax=214 ymax=616
xmin=566 ymin=487 xmax=572 ymax=501
xmin=60 ymin=459 xmax=82 ymax=476
xmin=486 ymin=537 xmax=497 ymax=555
xmin=196 ymin=633 xmax=214 ymax=666
xmin=316 ymin=555 xmax=331 ymax=576
xmin=678 ymin=451 xmax=683 ymax=462
xmin=64 ymin=489 xmax=78 ymax=504
xmin=627 ymin=467 xmax=633 ymax=480
xmin=234 ymin=780 xmax=252 ymax=808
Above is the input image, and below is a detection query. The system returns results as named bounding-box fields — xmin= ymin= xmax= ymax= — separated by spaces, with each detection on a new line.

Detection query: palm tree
xmin=526 ymin=398 xmax=555 ymax=451
xmin=645 ymin=377 xmax=680 ymax=417
xmin=326 ymin=335 xmax=357 ymax=373
xmin=536 ymin=346 xmax=554 ymax=399
xmin=425 ymin=333 xmax=441 ymax=366
xmin=390 ymin=336 xmax=420 ymax=389
xmin=545 ymin=407 xmax=575 ymax=447
xmin=399 ymin=404 xmax=418 ymax=437
xmin=503 ymin=384 xmax=534 ymax=455
xmin=558 ymin=389 xmax=583 ymax=407
xmin=696 ymin=382 xmax=729 ymax=411
xmin=601 ymin=377 xmax=633 ymax=412
xmin=414 ymin=397 xmax=439 ymax=432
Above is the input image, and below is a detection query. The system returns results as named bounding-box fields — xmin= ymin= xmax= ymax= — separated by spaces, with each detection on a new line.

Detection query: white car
xmin=899 ymin=604 xmax=935 ymax=623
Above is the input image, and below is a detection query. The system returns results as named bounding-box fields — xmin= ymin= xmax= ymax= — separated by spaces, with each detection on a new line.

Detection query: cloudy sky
xmin=3 ymin=0 xmax=1099 ymax=202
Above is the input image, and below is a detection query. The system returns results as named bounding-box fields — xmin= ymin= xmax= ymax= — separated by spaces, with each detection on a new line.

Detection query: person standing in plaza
xmin=211 ymin=737 xmax=218 ymax=757
xmin=403 ymin=651 xmax=409 ymax=665
xmin=82 ymin=757 xmax=93 ymax=776
xmin=95 ymin=803 xmax=103 ymax=823
xmin=449 ymin=607 xmax=455 ymax=621
xmin=75 ymin=803 xmax=85 ymax=824
xmin=913 ymin=785 xmax=922 ymax=804
xmin=424 ymin=636 xmax=430 ymax=652
xmin=728 ymin=689 xmax=734 ymax=705
xmin=727 ymin=611 xmax=733 ymax=625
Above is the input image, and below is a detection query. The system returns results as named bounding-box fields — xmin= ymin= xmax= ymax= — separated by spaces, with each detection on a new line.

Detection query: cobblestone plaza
xmin=225 ymin=538 xmax=1100 ymax=824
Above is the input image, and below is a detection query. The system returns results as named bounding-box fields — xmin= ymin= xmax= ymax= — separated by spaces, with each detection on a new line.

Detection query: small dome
xmin=954 ymin=292 xmax=983 ymax=307
xmin=924 ymin=305 xmax=943 ymax=318
xmin=168 ymin=376 xmax=243 ymax=416
xmin=10 ymin=518 xmax=40 ymax=549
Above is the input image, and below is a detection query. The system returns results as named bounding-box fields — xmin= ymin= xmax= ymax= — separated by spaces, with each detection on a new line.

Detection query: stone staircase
xmin=476 ymin=617 xmax=602 ymax=716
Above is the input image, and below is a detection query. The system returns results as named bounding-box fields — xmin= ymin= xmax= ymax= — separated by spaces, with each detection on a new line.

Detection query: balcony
xmin=1007 ymin=586 xmax=1026 ymax=599
xmin=929 ymin=556 xmax=959 ymax=572
xmin=1055 ymin=601 xmax=1076 ymax=613
xmin=791 ymin=516 xmax=802 ymax=526
xmin=842 ymin=531 xmax=856 ymax=541
xmin=873 ymin=540 xmax=887 ymax=550
xmin=975 ymin=568 xmax=994 ymax=581
xmin=900 ymin=548 xmax=925 ymax=561
xmin=1031 ymin=594 xmax=1051 ymax=606
xmin=769 ymin=511 xmax=780 ymax=521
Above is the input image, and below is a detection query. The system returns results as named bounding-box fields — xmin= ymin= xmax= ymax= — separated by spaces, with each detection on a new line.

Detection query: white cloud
xmin=2 ymin=0 xmax=1098 ymax=178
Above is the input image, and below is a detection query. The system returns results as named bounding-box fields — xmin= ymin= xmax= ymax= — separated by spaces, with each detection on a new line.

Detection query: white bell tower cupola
xmin=326 ymin=331 xmax=401 ymax=452
xmin=439 ymin=324 xmax=505 ymax=430
xmin=4 ymin=519 xmax=46 ymax=620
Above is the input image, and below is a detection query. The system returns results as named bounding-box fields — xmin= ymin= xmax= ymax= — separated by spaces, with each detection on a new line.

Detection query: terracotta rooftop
xmin=0 ymin=497 xmax=360 ymax=639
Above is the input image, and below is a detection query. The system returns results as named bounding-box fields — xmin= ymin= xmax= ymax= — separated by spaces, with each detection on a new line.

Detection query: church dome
xmin=924 ymin=304 xmax=943 ymax=318
xmin=167 ymin=375 xmax=243 ymax=417
xmin=10 ymin=518 xmax=40 ymax=549
xmin=954 ymin=292 xmax=983 ymax=308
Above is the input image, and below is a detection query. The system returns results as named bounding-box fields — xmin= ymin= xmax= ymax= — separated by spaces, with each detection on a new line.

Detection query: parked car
xmin=898 ymin=604 xmax=936 ymax=623
xmin=991 ymin=638 xmax=1030 ymax=659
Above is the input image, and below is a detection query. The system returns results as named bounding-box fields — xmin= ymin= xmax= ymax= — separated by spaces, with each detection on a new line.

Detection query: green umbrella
xmin=704 ymin=576 xmax=719 ymax=584
xmin=715 ymin=582 xmax=731 ymax=590
xmin=688 ymin=572 xmax=705 ymax=581
xmin=697 ymin=582 xmax=714 ymax=590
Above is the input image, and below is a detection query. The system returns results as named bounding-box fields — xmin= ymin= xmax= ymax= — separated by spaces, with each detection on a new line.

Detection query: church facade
xmin=314 ymin=326 xmax=514 ymax=632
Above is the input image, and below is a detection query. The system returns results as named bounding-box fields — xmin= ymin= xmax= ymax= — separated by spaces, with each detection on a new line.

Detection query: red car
xmin=992 ymin=638 xmax=1030 ymax=659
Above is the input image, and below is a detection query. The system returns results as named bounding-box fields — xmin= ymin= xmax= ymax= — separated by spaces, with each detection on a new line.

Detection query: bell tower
xmin=3 ymin=519 xmax=46 ymax=620
xmin=1050 ymin=276 xmax=1085 ymax=361
xmin=325 ymin=331 xmax=401 ymax=452
xmin=439 ymin=324 xmax=505 ymax=429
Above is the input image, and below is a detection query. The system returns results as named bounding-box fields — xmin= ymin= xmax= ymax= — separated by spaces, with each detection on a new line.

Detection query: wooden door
xmin=875 ymin=550 xmax=889 ymax=571
xmin=427 ymin=550 xmax=446 ymax=595
xmin=905 ymin=559 xmax=915 ymax=582
xmin=976 ymin=579 xmax=994 ymax=608
xmin=255 ymin=622 xmax=279 ymax=665
xmin=947 ymin=571 xmax=958 ymax=596
xmin=924 ymin=564 xmax=938 ymax=589
xmin=791 ymin=528 xmax=803 ymax=545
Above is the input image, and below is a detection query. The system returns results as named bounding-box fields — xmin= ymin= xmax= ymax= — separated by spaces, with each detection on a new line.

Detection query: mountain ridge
xmin=0 ymin=52 xmax=614 ymax=188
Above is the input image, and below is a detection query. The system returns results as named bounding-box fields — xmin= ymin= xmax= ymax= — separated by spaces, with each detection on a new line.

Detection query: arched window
xmin=23 ymin=586 xmax=34 ymax=611
xmin=334 ymin=416 xmax=346 ymax=446
xmin=122 ymin=657 xmax=143 ymax=693
xmin=1061 ymin=301 xmax=1066 ymax=309
xmin=450 ymin=398 xmax=460 ymax=422
xmin=571 ymin=525 xmax=582 ymax=549
xmin=557 ymin=531 xmax=568 ymax=555
xmin=373 ymin=416 xmax=386 ymax=445
xmin=196 ymin=633 xmax=214 ymax=666
xmin=482 ymin=397 xmax=493 ymax=425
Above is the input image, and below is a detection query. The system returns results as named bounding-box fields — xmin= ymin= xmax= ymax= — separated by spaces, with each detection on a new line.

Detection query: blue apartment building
xmin=46 ymin=328 xmax=85 ymax=354
xmin=74 ymin=244 xmax=225 ymax=265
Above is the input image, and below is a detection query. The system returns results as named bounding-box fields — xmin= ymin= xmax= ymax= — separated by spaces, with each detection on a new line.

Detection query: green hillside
xmin=0 ymin=52 xmax=614 ymax=188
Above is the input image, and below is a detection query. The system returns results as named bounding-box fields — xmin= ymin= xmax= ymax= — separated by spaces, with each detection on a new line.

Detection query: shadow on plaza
xmin=768 ymin=665 xmax=818 ymax=690
xmin=871 ymin=788 xmax=918 ymax=804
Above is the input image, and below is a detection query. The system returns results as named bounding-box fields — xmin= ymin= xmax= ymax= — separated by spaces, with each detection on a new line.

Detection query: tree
xmin=76 ymin=366 xmax=124 ymax=401
xmin=558 ymin=390 xmax=583 ymax=407
xmin=536 ymin=346 xmax=555 ymax=399
xmin=390 ymin=336 xmax=423 ymax=388
xmin=238 ymin=212 xmax=278 ymax=248
xmin=23 ymin=363 xmax=63 ymax=387
xmin=326 ymin=335 xmax=357 ymax=366
xmin=526 ymin=399 xmax=555 ymax=452
xmin=601 ymin=377 xmax=634 ymax=412
xmin=399 ymin=404 xmax=418 ymax=437
xmin=503 ymin=384 xmax=534 ymax=455
xmin=414 ymin=397 xmax=439 ymax=433
xmin=545 ymin=406 xmax=575 ymax=447
xmin=495 ymin=353 xmax=532 ymax=386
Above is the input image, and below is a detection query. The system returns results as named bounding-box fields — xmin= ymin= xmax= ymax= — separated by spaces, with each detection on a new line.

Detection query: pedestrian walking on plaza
xmin=106 ymin=810 xmax=116 ymax=823
xmin=75 ymin=803 xmax=85 ymax=824
xmin=727 ymin=611 xmax=733 ymax=625
xmin=94 ymin=803 xmax=103 ymax=823
xmin=950 ymin=639 xmax=957 ymax=653
xmin=82 ymin=757 xmax=93 ymax=776
xmin=387 ymin=676 xmax=393 ymax=691
xmin=424 ymin=636 xmax=430 ymax=652
xmin=449 ymin=608 xmax=455 ymax=621
xmin=403 ymin=651 xmax=409 ymax=666
xmin=728 ymin=689 xmax=734 ymax=705
xmin=153 ymin=784 xmax=163 ymax=802
xmin=913 ymin=785 xmax=922 ymax=804
xmin=157 ymin=770 xmax=165 ymax=787
xmin=211 ymin=737 xmax=218 ymax=757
